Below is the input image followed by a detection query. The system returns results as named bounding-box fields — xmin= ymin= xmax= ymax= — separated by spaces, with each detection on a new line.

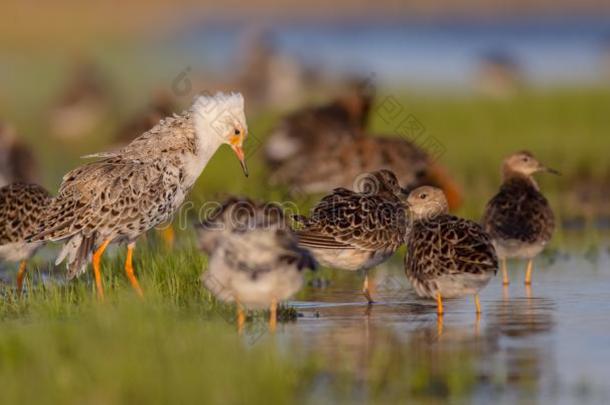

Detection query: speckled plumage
xmin=483 ymin=176 xmax=555 ymax=258
xmin=294 ymin=170 xmax=408 ymax=303
xmin=0 ymin=123 xmax=39 ymax=187
xmin=273 ymin=135 xmax=428 ymax=192
xmin=295 ymin=170 xmax=408 ymax=271
xmin=0 ymin=183 xmax=51 ymax=263
xmin=28 ymin=93 xmax=249 ymax=286
xmin=404 ymin=187 xmax=497 ymax=308
xmin=198 ymin=198 xmax=316 ymax=309
xmin=269 ymin=131 xmax=462 ymax=210
xmin=483 ymin=152 xmax=555 ymax=260
xmin=482 ymin=151 xmax=557 ymax=285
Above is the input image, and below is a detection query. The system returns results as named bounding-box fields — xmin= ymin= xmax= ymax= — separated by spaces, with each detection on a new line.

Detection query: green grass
xmin=0 ymin=238 xmax=483 ymax=404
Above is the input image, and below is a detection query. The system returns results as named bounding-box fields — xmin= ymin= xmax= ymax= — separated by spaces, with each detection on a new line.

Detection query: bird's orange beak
xmin=427 ymin=162 xmax=462 ymax=211
xmin=229 ymin=134 xmax=248 ymax=177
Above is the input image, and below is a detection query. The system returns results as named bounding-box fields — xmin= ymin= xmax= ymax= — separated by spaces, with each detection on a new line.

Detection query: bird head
xmin=405 ymin=186 xmax=449 ymax=221
xmin=354 ymin=169 xmax=402 ymax=196
xmin=503 ymin=151 xmax=560 ymax=179
xmin=192 ymin=92 xmax=249 ymax=177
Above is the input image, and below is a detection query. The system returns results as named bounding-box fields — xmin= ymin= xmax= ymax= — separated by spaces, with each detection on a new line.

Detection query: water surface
xmin=269 ymin=250 xmax=610 ymax=402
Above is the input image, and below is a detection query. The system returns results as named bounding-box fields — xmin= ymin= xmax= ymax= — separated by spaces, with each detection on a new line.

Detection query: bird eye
xmin=420 ymin=193 xmax=427 ymax=199
xmin=234 ymin=128 xmax=240 ymax=135
xmin=522 ymin=157 xmax=529 ymax=162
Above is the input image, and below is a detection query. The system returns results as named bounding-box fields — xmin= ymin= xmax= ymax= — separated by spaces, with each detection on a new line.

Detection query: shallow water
xmin=270 ymin=250 xmax=610 ymax=402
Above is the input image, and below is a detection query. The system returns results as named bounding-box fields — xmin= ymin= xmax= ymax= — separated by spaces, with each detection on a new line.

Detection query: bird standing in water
xmin=198 ymin=198 xmax=316 ymax=332
xmin=404 ymin=186 xmax=497 ymax=316
xmin=483 ymin=151 xmax=558 ymax=285
xmin=294 ymin=169 xmax=408 ymax=304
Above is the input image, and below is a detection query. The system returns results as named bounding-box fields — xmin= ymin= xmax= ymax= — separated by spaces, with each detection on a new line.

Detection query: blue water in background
xmin=173 ymin=17 xmax=610 ymax=88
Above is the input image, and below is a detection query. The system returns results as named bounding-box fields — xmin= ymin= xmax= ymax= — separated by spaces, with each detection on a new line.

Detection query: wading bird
xmin=294 ymin=169 xmax=408 ymax=304
xmin=404 ymin=186 xmax=497 ymax=316
xmin=198 ymin=197 xmax=316 ymax=332
xmin=28 ymin=93 xmax=249 ymax=299
xmin=483 ymin=151 xmax=557 ymax=285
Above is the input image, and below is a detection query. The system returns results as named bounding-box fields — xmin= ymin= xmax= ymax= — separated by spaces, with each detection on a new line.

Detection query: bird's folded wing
xmin=296 ymin=230 xmax=354 ymax=250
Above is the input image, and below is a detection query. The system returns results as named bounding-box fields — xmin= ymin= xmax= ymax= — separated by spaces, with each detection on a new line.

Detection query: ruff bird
xmin=483 ymin=151 xmax=558 ymax=285
xmin=28 ymin=93 xmax=249 ymax=299
xmin=272 ymin=134 xmax=462 ymax=210
xmin=264 ymin=81 xmax=374 ymax=169
xmin=404 ymin=186 xmax=498 ymax=316
xmin=294 ymin=169 xmax=408 ymax=303
xmin=198 ymin=197 xmax=316 ymax=331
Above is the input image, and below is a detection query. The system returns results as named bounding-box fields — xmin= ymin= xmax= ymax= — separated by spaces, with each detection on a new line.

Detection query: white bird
xmin=198 ymin=198 xmax=316 ymax=332
xmin=28 ymin=93 xmax=249 ymax=299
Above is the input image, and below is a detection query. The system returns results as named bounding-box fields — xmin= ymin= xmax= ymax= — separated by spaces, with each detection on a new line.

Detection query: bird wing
xmin=296 ymin=189 xmax=406 ymax=251
xmin=27 ymin=157 xmax=167 ymax=242
xmin=406 ymin=216 xmax=498 ymax=280
xmin=483 ymin=179 xmax=554 ymax=243
xmin=223 ymin=227 xmax=317 ymax=278
xmin=438 ymin=216 xmax=498 ymax=275
xmin=0 ymin=183 xmax=50 ymax=244
xmin=82 ymin=112 xmax=196 ymax=162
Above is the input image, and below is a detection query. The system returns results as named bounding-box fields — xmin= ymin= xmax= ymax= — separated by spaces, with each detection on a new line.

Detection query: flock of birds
xmin=0 ymin=83 xmax=558 ymax=332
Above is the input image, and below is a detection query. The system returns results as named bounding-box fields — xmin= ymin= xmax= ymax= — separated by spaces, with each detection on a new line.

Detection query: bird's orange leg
xmin=16 ymin=260 xmax=27 ymax=294
xmin=436 ymin=292 xmax=444 ymax=316
xmin=125 ymin=242 xmax=143 ymax=297
xmin=236 ymin=297 xmax=245 ymax=334
xmin=269 ymin=297 xmax=278 ymax=333
xmin=475 ymin=294 xmax=481 ymax=314
xmin=525 ymin=259 xmax=534 ymax=285
xmin=92 ymin=240 xmax=111 ymax=301
xmin=501 ymin=257 xmax=509 ymax=285
xmin=362 ymin=272 xmax=375 ymax=304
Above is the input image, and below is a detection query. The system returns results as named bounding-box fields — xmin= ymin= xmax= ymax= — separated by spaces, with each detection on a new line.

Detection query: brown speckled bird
xmin=0 ymin=122 xmax=39 ymax=187
xmin=0 ymin=183 xmax=51 ymax=292
xmin=264 ymin=81 xmax=374 ymax=168
xmin=483 ymin=151 xmax=558 ymax=286
xmin=404 ymin=186 xmax=498 ymax=315
xmin=198 ymin=197 xmax=316 ymax=332
xmin=113 ymin=91 xmax=180 ymax=248
xmin=294 ymin=169 xmax=408 ymax=303
xmin=28 ymin=93 xmax=249 ymax=299
xmin=272 ymin=133 xmax=462 ymax=210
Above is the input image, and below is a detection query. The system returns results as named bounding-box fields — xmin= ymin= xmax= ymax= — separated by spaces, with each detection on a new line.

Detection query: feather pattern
xmin=404 ymin=186 xmax=497 ymax=299
xmin=0 ymin=182 xmax=51 ymax=262
xmin=483 ymin=176 xmax=555 ymax=246
xmin=405 ymin=214 xmax=498 ymax=298
xmin=482 ymin=151 xmax=557 ymax=260
xmin=0 ymin=183 xmax=50 ymax=244
xmin=294 ymin=170 xmax=408 ymax=271
xmin=199 ymin=197 xmax=316 ymax=309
